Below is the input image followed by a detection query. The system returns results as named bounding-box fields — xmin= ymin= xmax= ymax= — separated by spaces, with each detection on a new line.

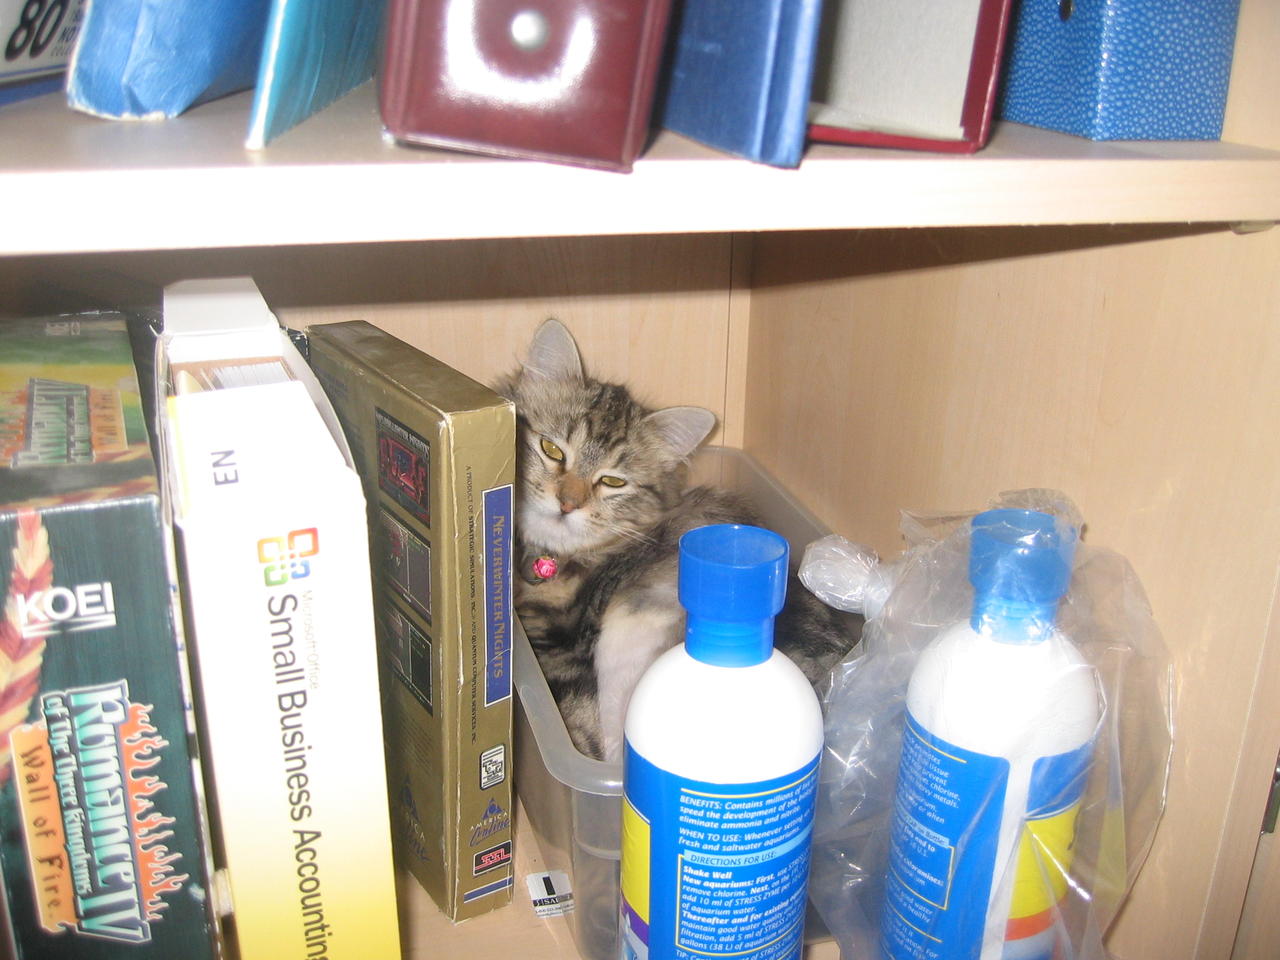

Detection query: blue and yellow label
xmin=882 ymin=713 xmax=1008 ymax=960
xmin=881 ymin=713 xmax=1093 ymax=960
xmin=1004 ymin=743 xmax=1092 ymax=952
xmin=619 ymin=746 xmax=819 ymax=960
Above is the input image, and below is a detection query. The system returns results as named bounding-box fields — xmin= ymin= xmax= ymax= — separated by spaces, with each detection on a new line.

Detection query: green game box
xmin=0 ymin=314 xmax=219 ymax=959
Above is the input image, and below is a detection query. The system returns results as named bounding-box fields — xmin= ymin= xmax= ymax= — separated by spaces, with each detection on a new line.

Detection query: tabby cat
xmin=495 ymin=319 xmax=861 ymax=762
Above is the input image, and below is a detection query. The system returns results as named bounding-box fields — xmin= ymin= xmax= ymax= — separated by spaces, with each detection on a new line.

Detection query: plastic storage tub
xmin=513 ymin=447 xmax=831 ymax=960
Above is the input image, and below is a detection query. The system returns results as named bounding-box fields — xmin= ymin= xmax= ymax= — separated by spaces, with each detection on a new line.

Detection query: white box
xmin=0 ymin=0 xmax=86 ymax=87
xmin=155 ymin=278 xmax=401 ymax=960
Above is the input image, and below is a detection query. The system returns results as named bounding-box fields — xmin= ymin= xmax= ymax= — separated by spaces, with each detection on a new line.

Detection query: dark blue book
xmin=657 ymin=0 xmax=824 ymax=168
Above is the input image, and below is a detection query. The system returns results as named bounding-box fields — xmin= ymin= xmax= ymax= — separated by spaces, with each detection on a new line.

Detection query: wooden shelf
xmin=2 ymin=81 xmax=1278 ymax=256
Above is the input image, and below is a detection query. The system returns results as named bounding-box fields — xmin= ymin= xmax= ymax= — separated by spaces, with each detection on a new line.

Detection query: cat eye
xmin=598 ymin=475 xmax=627 ymax=488
xmin=540 ymin=437 xmax=565 ymax=462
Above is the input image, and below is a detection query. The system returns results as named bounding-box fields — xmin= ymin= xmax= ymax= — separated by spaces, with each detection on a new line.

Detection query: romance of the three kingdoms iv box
xmin=0 ymin=314 xmax=218 ymax=960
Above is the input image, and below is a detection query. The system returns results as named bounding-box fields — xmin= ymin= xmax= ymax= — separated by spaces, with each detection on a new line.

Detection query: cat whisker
xmin=605 ymin=524 xmax=659 ymax=547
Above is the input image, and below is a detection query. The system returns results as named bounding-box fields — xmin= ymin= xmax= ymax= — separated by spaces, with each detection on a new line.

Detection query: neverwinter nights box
xmin=0 ymin=315 xmax=218 ymax=959
xmin=306 ymin=320 xmax=516 ymax=922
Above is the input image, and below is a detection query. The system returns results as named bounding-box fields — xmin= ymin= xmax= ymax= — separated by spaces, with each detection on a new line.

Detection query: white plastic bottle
xmin=619 ymin=524 xmax=824 ymax=960
xmin=880 ymin=509 xmax=1100 ymax=960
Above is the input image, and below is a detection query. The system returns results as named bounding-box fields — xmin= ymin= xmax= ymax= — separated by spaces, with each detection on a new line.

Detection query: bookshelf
xmin=1 ymin=81 xmax=1277 ymax=256
xmin=2 ymin=1 xmax=1279 ymax=958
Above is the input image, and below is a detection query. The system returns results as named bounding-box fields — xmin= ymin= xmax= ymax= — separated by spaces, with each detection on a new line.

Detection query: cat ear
xmin=645 ymin=406 xmax=716 ymax=459
xmin=523 ymin=318 xmax=584 ymax=383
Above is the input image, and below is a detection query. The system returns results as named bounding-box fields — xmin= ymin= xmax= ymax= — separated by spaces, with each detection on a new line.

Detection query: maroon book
xmin=379 ymin=0 xmax=675 ymax=171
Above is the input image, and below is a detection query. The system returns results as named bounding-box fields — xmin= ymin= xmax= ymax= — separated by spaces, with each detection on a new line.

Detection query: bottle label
xmin=619 ymin=744 xmax=819 ymax=960
xmin=881 ymin=713 xmax=1093 ymax=960
xmin=881 ymin=712 xmax=1009 ymax=960
xmin=1004 ymin=742 xmax=1093 ymax=952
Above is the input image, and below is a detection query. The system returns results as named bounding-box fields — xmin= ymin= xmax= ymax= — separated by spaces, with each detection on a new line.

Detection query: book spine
xmin=377 ymin=0 xmax=421 ymax=136
xmin=448 ymin=426 xmax=516 ymax=918
xmin=166 ymin=386 xmax=399 ymax=959
xmin=243 ymin=0 xmax=289 ymax=149
xmin=621 ymin=0 xmax=680 ymax=170
xmin=759 ymin=0 xmax=823 ymax=167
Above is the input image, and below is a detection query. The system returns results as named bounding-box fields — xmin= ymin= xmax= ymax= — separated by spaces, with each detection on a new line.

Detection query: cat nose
xmin=557 ymin=473 xmax=590 ymax=514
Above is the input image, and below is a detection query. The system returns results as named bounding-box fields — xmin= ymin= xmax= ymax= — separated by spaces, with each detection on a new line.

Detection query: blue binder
xmin=1000 ymin=0 xmax=1241 ymax=141
xmin=66 ymin=0 xmax=271 ymax=119
xmin=66 ymin=0 xmax=382 ymax=148
xmin=657 ymin=0 xmax=824 ymax=168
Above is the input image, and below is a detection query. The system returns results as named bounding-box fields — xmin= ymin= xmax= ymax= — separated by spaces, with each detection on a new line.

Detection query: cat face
xmin=498 ymin=320 xmax=715 ymax=557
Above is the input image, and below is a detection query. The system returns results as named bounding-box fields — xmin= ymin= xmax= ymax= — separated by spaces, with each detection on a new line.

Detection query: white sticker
xmin=480 ymin=743 xmax=506 ymax=789
xmin=526 ymin=870 xmax=575 ymax=918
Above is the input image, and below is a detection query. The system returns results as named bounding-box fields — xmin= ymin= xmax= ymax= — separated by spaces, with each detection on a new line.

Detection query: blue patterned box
xmin=999 ymin=0 xmax=1240 ymax=140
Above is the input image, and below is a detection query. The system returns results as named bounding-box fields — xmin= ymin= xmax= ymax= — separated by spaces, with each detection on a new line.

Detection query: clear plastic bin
xmin=513 ymin=447 xmax=831 ymax=960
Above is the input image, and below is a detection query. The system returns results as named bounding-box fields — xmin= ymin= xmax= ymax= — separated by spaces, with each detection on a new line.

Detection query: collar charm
xmin=532 ymin=555 xmax=558 ymax=581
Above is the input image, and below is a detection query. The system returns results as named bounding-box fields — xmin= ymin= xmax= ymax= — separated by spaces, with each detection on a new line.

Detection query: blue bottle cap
xmin=679 ymin=524 xmax=788 ymax=667
xmin=969 ymin=508 xmax=1077 ymax=638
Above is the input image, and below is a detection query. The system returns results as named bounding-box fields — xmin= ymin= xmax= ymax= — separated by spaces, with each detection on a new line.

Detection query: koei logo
xmin=257 ymin=528 xmax=320 ymax=587
xmin=17 ymin=582 xmax=117 ymax=638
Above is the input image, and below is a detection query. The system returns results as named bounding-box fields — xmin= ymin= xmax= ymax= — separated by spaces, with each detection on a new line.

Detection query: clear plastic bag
xmin=802 ymin=489 xmax=1174 ymax=960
